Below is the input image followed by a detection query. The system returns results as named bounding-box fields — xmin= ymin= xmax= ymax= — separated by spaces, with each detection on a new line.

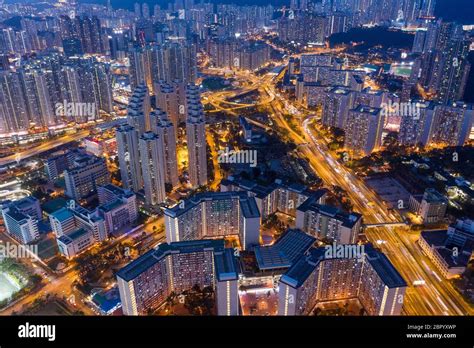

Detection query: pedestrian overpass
xmin=363 ymin=222 xmax=408 ymax=228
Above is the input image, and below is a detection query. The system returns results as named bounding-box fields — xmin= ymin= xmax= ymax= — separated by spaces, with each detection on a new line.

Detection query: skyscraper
xmin=149 ymin=42 xmax=197 ymax=84
xmin=20 ymin=68 xmax=57 ymax=128
xmin=427 ymin=103 xmax=474 ymax=147
xmin=150 ymin=109 xmax=179 ymax=188
xmin=420 ymin=0 xmax=436 ymax=17
xmin=139 ymin=132 xmax=167 ymax=206
xmin=127 ymin=84 xmax=151 ymax=135
xmin=344 ymin=105 xmax=384 ymax=156
xmin=128 ymin=46 xmax=152 ymax=92
xmin=436 ymin=37 xmax=471 ymax=104
xmin=128 ymin=42 xmax=197 ymax=92
xmin=420 ymin=22 xmax=471 ymax=104
xmin=398 ymin=101 xmax=435 ymax=146
xmin=154 ymin=80 xmax=186 ymax=128
xmin=0 ymin=71 xmax=29 ymax=134
xmin=185 ymin=84 xmax=208 ymax=188
xmin=322 ymin=87 xmax=353 ymax=129
xmin=116 ymin=124 xmax=143 ymax=192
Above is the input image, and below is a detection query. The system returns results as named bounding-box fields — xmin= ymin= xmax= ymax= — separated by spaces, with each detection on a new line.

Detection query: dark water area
xmin=329 ymin=27 xmax=414 ymax=50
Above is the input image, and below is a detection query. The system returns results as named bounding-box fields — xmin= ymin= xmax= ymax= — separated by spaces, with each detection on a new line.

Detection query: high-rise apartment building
xmin=128 ymin=42 xmax=197 ymax=91
xmin=117 ymin=239 xmax=239 ymax=316
xmin=426 ymin=103 xmax=473 ymax=147
xmin=164 ymin=191 xmax=260 ymax=250
xmin=322 ymin=87 xmax=353 ymax=129
xmin=296 ymin=196 xmax=362 ymax=244
xmin=398 ymin=101 xmax=435 ymax=146
xmin=0 ymin=71 xmax=29 ymax=134
xmin=116 ymin=124 xmax=143 ymax=193
xmin=139 ymin=132 xmax=167 ymax=206
xmin=150 ymin=109 xmax=179 ymax=188
xmin=220 ymin=176 xmax=328 ymax=220
xmin=344 ymin=105 xmax=384 ymax=156
xmin=278 ymin=244 xmax=407 ymax=316
xmin=127 ymin=84 xmax=151 ymax=135
xmin=185 ymin=84 xmax=208 ymax=187
xmin=154 ymin=80 xmax=186 ymax=128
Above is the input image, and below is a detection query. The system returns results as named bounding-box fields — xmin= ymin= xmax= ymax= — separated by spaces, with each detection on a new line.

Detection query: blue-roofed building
xmin=49 ymin=200 xmax=108 ymax=258
xmin=164 ymin=191 xmax=260 ymax=250
xmin=91 ymin=287 xmax=122 ymax=315
xmin=56 ymin=228 xmax=94 ymax=258
xmin=116 ymin=239 xmax=239 ymax=316
xmin=278 ymin=244 xmax=407 ymax=316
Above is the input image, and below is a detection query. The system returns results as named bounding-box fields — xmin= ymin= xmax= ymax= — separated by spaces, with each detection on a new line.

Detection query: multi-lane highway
xmin=0 ymin=130 xmax=90 ymax=167
xmin=204 ymin=56 xmax=473 ymax=315
xmin=265 ymin=80 xmax=472 ymax=316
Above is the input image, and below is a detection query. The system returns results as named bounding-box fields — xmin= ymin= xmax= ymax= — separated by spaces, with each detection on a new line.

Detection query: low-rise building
xmin=409 ymin=188 xmax=448 ymax=224
xmin=97 ymin=184 xmax=138 ymax=234
xmin=418 ymin=219 xmax=474 ymax=279
xmin=49 ymin=200 xmax=108 ymax=258
xmin=57 ymin=228 xmax=95 ymax=259
xmin=0 ymin=196 xmax=41 ymax=244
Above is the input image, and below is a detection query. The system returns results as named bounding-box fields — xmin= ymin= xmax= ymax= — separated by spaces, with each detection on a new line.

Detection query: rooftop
xmin=164 ymin=191 xmax=259 ymax=218
xmin=50 ymin=207 xmax=74 ymax=222
xmin=297 ymin=197 xmax=362 ymax=228
xmin=351 ymin=104 xmax=382 ymax=115
xmin=116 ymin=239 xmax=230 ymax=282
xmin=58 ymin=228 xmax=91 ymax=245
xmin=280 ymin=244 xmax=406 ymax=289
xmin=254 ymin=229 xmax=316 ymax=271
